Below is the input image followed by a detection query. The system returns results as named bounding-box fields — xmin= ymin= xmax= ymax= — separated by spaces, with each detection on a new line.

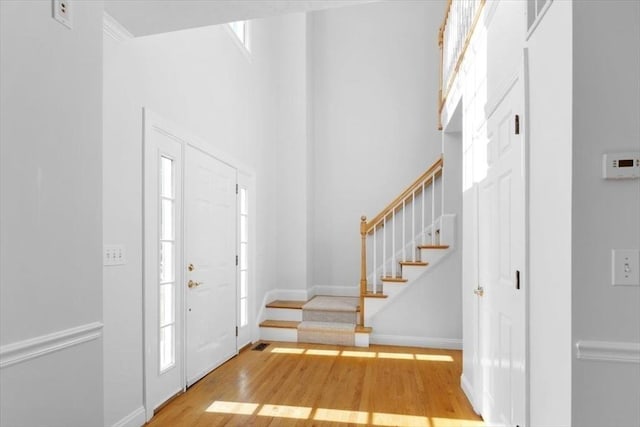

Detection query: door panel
xmin=185 ymin=146 xmax=237 ymax=386
xmin=478 ymin=72 xmax=526 ymax=427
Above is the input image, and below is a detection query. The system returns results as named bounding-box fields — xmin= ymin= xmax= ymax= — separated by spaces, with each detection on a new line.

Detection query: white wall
xmin=0 ymin=1 xmax=104 ymax=425
xmin=572 ymin=1 xmax=640 ymax=425
xmin=103 ymin=24 xmax=145 ymax=427
xmin=527 ymin=2 xmax=573 ymax=425
xmin=309 ymin=0 xmax=446 ymax=291
xmin=370 ymin=135 xmax=463 ymax=346
xmin=103 ymin=14 xmax=310 ymax=425
xmin=273 ymin=14 xmax=312 ymax=291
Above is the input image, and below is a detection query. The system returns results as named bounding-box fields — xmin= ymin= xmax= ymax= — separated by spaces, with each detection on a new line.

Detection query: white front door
xmin=185 ymin=146 xmax=238 ymax=386
xmin=477 ymin=72 xmax=526 ymax=426
xmin=143 ymin=113 xmax=184 ymax=420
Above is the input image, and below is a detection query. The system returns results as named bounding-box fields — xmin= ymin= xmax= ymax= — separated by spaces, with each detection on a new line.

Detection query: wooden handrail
xmin=358 ymin=155 xmax=445 ymax=327
xmin=364 ymin=155 xmax=444 ymax=233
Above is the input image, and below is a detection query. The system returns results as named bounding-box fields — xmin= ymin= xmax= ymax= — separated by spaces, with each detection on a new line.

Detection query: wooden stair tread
xmin=417 ymin=244 xmax=450 ymax=249
xmin=381 ymin=276 xmax=408 ymax=283
xmin=266 ymin=300 xmax=307 ymax=309
xmin=355 ymin=325 xmax=373 ymax=334
xmin=259 ymin=320 xmax=300 ymax=329
xmin=363 ymin=292 xmax=388 ymax=298
xmin=399 ymin=261 xmax=429 ymax=266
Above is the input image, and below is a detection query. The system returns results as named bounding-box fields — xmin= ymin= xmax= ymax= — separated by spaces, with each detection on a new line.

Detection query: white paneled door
xmin=144 ymin=111 xmax=241 ymax=419
xmin=185 ymin=146 xmax=237 ymax=386
xmin=477 ymin=71 xmax=526 ymax=427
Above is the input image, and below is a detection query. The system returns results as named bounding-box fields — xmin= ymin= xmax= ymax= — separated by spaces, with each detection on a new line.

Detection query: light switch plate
xmin=104 ymin=245 xmax=126 ymax=266
xmin=612 ymin=249 xmax=639 ymax=286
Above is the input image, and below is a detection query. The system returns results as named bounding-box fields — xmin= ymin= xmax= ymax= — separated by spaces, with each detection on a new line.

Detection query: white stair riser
xmin=260 ymin=327 xmax=297 ymax=342
xmin=265 ymin=307 xmax=303 ymax=322
xmin=401 ymin=265 xmax=428 ymax=282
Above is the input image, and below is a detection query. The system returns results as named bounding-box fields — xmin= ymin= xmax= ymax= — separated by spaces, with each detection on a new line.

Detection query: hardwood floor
xmin=146 ymin=342 xmax=484 ymax=427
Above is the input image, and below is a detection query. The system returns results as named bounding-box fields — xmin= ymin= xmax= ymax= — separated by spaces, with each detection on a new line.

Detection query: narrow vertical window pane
xmin=161 ymin=199 xmax=174 ymax=240
xmin=160 ymin=242 xmax=174 ymax=283
xmin=159 ymin=326 xmax=174 ymax=371
xmin=240 ymin=271 xmax=247 ymax=298
xmin=240 ymin=188 xmax=247 ymax=215
xmin=240 ymin=216 xmax=247 ymax=242
xmin=240 ymin=243 xmax=247 ymax=270
xmin=240 ymin=300 xmax=248 ymax=327
xmin=161 ymin=157 xmax=173 ymax=198
xmin=160 ymin=284 xmax=174 ymax=327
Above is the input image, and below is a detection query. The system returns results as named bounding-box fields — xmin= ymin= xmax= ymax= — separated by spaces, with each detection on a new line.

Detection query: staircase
xmin=259 ymin=297 xmax=372 ymax=347
xmin=259 ymin=155 xmax=451 ymax=347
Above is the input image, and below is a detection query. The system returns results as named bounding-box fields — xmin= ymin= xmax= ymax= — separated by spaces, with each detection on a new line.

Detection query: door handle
xmin=474 ymin=286 xmax=484 ymax=297
xmin=188 ymin=280 xmax=203 ymax=288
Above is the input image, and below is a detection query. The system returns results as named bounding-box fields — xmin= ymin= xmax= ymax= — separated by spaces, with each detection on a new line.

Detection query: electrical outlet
xmin=612 ymin=249 xmax=639 ymax=286
xmin=52 ymin=0 xmax=72 ymax=29
xmin=104 ymin=245 xmax=126 ymax=266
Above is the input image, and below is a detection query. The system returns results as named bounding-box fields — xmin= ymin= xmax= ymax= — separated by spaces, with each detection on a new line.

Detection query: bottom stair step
xmin=298 ymin=321 xmax=355 ymax=347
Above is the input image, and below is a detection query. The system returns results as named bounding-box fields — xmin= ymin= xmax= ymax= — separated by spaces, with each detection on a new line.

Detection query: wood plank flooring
xmin=146 ymin=342 xmax=484 ymax=427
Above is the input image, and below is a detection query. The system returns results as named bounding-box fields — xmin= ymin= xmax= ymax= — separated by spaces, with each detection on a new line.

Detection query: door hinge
xmin=236 ymin=255 xmax=238 ymax=266
xmin=236 ymin=326 xmax=238 ymax=337
xmin=515 ymin=270 xmax=521 ymax=290
xmin=515 ymin=114 xmax=520 ymax=135
xmin=236 ymin=183 xmax=239 ymax=194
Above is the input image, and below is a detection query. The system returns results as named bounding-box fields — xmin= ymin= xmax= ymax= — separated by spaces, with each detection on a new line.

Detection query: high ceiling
xmin=104 ymin=0 xmax=376 ymax=37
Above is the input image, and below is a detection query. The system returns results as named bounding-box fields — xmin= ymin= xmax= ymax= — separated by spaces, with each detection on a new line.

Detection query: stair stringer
xmin=364 ymin=214 xmax=456 ymax=325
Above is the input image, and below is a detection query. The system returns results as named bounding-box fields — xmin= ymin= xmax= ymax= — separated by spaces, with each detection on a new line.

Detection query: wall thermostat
xmin=602 ymin=152 xmax=640 ymax=179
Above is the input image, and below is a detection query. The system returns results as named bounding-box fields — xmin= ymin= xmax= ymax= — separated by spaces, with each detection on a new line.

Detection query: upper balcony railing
xmin=438 ymin=0 xmax=486 ymax=129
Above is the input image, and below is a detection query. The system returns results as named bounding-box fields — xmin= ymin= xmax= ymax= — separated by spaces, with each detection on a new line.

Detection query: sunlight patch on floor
xmin=313 ymin=408 xmax=369 ymax=424
xmin=205 ymin=399 xmax=484 ymax=426
xmin=270 ymin=347 xmax=305 ymax=354
xmin=268 ymin=347 xmax=453 ymax=362
xmin=205 ymin=400 xmax=258 ymax=415
xmin=257 ymin=404 xmax=312 ymax=419
xmin=305 ymin=349 xmax=341 ymax=356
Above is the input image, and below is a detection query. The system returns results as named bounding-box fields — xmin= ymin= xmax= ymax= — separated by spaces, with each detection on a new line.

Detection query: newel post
xmin=359 ymin=216 xmax=367 ymax=326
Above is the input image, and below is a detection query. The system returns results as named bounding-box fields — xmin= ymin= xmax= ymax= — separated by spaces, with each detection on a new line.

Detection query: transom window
xmin=229 ymin=20 xmax=250 ymax=52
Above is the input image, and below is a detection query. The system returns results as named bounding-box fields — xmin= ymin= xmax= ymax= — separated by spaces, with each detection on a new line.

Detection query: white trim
xmin=0 ymin=322 xmax=103 ymax=369
xmin=526 ymin=0 xmax=554 ymax=41
xmin=370 ymin=334 xmax=462 ymax=350
xmin=576 ymin=340 xmax=640 ymax=364
xmin=460 ymin=373 xmax=480 ymax=415
xmin=103 ymin=12 xmax=133 ymax=42
xmin=111 ymin=406 xmax=145 ymax=427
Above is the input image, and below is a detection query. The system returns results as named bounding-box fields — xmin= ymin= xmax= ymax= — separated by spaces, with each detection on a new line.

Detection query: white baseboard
xmin=111 ymin=406 xmax=145 ymax=427
xmin=460 ymin=373 xmax=480 ymax=414
xmin=576 ymin=340 xmax=640 ymax=363
xmin=369 ymin=334 xmax=462 ymax=350
xmin=0 ymin=322 xmax=103 ymax=369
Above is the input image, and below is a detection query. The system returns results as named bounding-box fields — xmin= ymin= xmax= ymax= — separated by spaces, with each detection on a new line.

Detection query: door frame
xmin=142 ymin=109 xmax=255 ymax=420
xmin=476 ymin=58 xmax=529 ymax=426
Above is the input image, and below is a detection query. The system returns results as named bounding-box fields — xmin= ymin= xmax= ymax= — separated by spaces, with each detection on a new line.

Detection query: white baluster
xmin=392 ymin=208 xmax=396 ymax=278
xmin=373 ymin=226 xmax=377 ymax=293
xmin=412 ymin=190 xmax=416 ymax=261
xmin=421 ymin=181 xmax=426 ymax=244
xmin=383 ymin=216 xmax=387 ymax=282
xmin=402 ymin=200 xmax=406 ymax=262
xmin=431 ymin=173 xmax=436 ymax=245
